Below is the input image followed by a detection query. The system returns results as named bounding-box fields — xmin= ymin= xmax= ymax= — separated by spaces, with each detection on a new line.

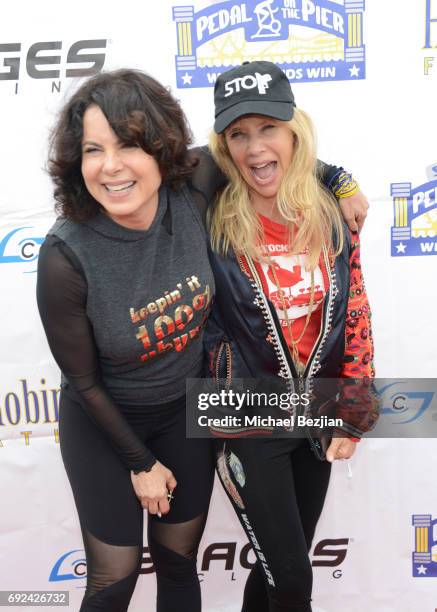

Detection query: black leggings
xmin=215 ymin=437 xmax=332 ymax=612
xmin=59 ymin=392 xmax=215 ymax=612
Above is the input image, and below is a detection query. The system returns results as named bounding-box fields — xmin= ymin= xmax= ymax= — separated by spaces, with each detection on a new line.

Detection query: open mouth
xmin=250 ymin=162 xmax=277 ymax=182
xmin=104 ymin=181 xmax=136 ymax=193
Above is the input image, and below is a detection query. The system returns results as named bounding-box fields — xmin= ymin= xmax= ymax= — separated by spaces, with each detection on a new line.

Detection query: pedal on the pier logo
xmin=412 ymin=515 xmax=437 ymax=577
xmin=172 ymin=0 xmax=366 ymax=87
xmin=390 ymin=164 xmax=437 ymax=256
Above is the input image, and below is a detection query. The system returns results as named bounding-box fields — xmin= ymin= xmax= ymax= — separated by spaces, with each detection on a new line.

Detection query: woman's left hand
xmin=339 ymin=190 xmax=369 ymax=233
xmin=325 ymin=437 xmax=357 ymax=463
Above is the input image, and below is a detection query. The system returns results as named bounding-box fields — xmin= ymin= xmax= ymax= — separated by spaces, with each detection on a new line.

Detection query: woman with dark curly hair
xmin=36 ymin=68 xmax=368 ymax=612
xmin=37 ymin=69 xmax=218 ymax=612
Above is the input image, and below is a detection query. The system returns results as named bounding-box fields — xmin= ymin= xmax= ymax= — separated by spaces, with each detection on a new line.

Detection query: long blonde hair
xmin=208 ymin=108 xmax=344 ymax=268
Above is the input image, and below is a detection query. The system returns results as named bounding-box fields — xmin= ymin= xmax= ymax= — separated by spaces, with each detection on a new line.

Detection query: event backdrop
xmin=1 ymin=1 xmax=437 ymax=610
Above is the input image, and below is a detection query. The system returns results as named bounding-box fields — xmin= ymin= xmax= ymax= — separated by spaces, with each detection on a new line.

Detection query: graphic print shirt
xmin=38 ymin=185 xmax=215 ymax=406
xmin=37 ymin=185 xmax=215 ymax=471
xmin=254 ymin=214 xmax=328 ymax=365
xmin=254 ymin=214 xmax=374 ymax=376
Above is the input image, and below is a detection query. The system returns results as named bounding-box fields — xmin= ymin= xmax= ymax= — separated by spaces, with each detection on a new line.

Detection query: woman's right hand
xmin=130 ymin=461 xmax=177 ymax=515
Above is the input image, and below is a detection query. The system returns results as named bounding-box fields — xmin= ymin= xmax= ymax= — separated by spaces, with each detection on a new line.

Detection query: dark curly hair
xmin=48 ymin=69 xmax=195 ymax=221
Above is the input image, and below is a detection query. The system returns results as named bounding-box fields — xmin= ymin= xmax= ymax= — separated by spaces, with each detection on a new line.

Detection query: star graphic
xmin=417 ymin=564 xmax=427 ymax=575
xmin=396 ymin=242 xmax=407 ymax=254
xmin=349 ymin=64 xmax=360 ymax=77
xmin=181 ymin=72 xmax=192 ymax=85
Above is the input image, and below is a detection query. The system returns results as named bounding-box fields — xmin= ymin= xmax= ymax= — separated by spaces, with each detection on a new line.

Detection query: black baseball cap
xmin=213 ymin=61 xmax=295 ymax=133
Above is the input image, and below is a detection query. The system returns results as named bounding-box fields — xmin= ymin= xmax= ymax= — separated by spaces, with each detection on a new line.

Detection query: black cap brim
xmin=214 ymin=100 xmax=294 ymax=133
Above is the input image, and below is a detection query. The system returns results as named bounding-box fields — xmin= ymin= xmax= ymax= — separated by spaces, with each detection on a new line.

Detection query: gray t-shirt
xmin=42 ymin=184 xmax=214 ymax=406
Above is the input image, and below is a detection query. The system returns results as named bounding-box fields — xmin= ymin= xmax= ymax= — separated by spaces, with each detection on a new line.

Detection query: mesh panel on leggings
xmin=82 ymin=528 xmax=142 ymax=600
xmin=149 ymin=512 xmax=207 ymax=559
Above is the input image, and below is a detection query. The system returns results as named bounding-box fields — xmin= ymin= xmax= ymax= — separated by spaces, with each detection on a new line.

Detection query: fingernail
xmin=157 ymin=512 xmax=162 ymax=518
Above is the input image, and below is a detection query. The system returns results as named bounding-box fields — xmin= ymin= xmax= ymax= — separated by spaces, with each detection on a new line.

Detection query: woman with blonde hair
xmin=205 ymin=61 xmax=375 ymax=611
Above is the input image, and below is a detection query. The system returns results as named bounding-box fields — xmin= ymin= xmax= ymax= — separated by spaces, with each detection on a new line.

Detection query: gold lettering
xmin=170 ymin=289 xmax=182 ymax=302
xmin=148 ymin=302 xmax=158 ymax=314
xmin=186 ymin=275 xmax=201 ymax=291
xmin=189 ymin=325 xmax=201 ymax=340
xmin=155 ymin=316 xmax=175 ymax=340
xmin=130 ymin=307 xmax=148 ymax=322
xmin=132 ymin=284 xmax=185 ymax=326
xmin=192 ymin=285 xmax=211 ymax=311
xmin=136 ymin=325 xmax=152 ymax=349
xmin=173 ymin=334 xmax=189 ymax=352
xmin=156 ymin=340 xmax=173 ymax=354
xmin=174 ymin=305 xmax=194 ymax=331
xmin=130 ymin=307 xmax=141 ymax=323
xmin=155 ymin=297 xmax=167 ymax=314
xmin=140 ymin=350 xmax=157 ymax=362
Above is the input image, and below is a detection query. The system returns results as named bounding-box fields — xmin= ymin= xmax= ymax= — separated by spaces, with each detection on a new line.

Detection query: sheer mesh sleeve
xmin=36 ymin=235 xmax=155 ymax=472
xmin=189 ymin=146 xmax=227 ymax=206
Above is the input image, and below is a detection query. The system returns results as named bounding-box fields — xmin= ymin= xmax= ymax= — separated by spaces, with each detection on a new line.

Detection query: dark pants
xmin=215 ymin=437 xmax=332 ymax=612
xmin=59 ymin=392 xmax=215 ymax=612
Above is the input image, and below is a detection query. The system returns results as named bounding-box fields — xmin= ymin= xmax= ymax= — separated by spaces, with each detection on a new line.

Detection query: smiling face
xmin=224 ymin=115 xmax=295 ymax=212
xmin=81 ymin=105 xmax=162 ymax=230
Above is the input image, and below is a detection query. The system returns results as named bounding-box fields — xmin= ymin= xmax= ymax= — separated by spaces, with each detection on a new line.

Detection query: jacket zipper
xmin=215 ymin=340 xmax=232 ymax=390
xmin=240 ymin=244 xmax=338 ymax=403
xmin=241 ymin=255 xmax=295 ymax=380
xmin=303 ymin=244 xmax=338 ymax=396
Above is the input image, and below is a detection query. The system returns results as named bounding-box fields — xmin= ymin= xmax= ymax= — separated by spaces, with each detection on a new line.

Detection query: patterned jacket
xmin=203 ymin=230 xmax=378 ymax=444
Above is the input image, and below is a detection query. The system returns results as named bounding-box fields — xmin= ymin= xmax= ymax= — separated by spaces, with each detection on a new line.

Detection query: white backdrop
xmin=1 ymin=1 xmax=437 ymax=611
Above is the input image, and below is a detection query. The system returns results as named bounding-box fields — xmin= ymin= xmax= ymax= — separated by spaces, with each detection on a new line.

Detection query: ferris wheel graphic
xmin=253 ymin=0 xmax=282 ymax=38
